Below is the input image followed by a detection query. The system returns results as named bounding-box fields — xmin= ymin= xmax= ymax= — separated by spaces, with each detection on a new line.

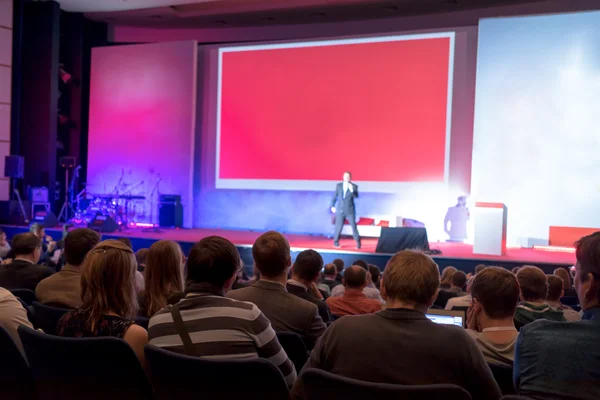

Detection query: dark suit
xmin=228 ymin=280 xmax=327 ymax=349
xmin=0 ymin=259 xmax=55 ymax=291
xmin=286 ymin=282 xmax=332 ymax=324
xmin=330 ymin=182 xmax=361 ymax=246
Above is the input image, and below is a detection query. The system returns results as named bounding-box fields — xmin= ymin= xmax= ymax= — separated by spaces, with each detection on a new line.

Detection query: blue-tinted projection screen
xmin=472 ymin=11 xmax=600 ymax=246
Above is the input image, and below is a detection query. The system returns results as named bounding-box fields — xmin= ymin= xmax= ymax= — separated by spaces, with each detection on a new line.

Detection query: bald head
xmin=343 ymin=265 xmax=367 ymax=289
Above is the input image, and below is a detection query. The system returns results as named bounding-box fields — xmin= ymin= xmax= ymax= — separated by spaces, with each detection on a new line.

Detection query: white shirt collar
xmin=287 ymin=279 xmax=308 ymax=290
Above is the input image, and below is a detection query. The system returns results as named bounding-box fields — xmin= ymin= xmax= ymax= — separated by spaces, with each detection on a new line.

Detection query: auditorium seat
xmin=301 ymin=368 xmax=471 ymax=400
xmin=9 ymin=288 xmax=37 ymax=305
xmin=500 ymin=396 xmax=534 ymax=400
xmin=16 ymin=297 xmax=35 ymax=326
xmin=134 ymin=316 xmax=150 ymax=330
xmin=145 ymin=344 xmax=289 ymax=400
xmin=18 ymin=326 xmax=152 ymax=400
xmin=32 ymin=302 xmax=70 ymax=335
xmin=276 ymin=331 xmax=308 ymax=373
xmin=488 ymin=363 xmax=516 ymax=395
xmin=0 ymin=326 xmax=35 ymax=400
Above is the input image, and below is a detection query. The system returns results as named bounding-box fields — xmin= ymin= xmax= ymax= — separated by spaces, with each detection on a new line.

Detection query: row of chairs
xmin=1 ymin=325 xmax=530 ymax=400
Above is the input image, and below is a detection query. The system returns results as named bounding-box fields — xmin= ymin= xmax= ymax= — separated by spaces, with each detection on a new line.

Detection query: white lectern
xmin=473 ymin=202 xmax=507 ymax=256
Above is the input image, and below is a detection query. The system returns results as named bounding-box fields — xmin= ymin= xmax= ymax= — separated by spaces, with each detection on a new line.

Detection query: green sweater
xmin=514 ymin=302 xmax=566 ymax=330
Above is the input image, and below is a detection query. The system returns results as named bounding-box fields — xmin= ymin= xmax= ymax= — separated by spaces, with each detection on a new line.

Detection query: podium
xmin=473 ymin=202 xmax=507 ymax=256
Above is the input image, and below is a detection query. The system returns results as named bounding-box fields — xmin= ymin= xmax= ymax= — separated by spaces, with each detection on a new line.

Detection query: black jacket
xmin=286 ymin=283 xmax=332 ymax=324
xmin=0 ymin=259 xmax=55 ymax=291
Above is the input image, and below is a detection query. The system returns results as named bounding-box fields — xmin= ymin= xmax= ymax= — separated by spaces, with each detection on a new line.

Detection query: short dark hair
xmin=29 ymin=223 xmax=44 ymax=234
xmin=187 ymin=236 xmax=240 ymax=287
xmin=343 ymin=171 xmax=352 ymax=178
xmin=575 ymin=232 xmax=600 ymax=301
xmin=324 ymin=263 xmax=337 ymax=276
xmin=368 ymin=264 xmax=380 ymax=282
xmin=451 ymin=271 xmax=467 ymax=288
xmin=64 ymin=228 xmax=101 ymax=266
xmin=353 ymin=260 xmax=368 ymax=270
xmin=136 ymin=248 xmax=149 ymax=265
xmin=116 ymin=237 xmax=133 ymax=250
xmin=517 ymin=266 xmax=548 ymax=301
xmin=332 ymin=259 xmax=344 ymax=273
xmin=546 ymin=275 xmax=564 ymax=302
xmin=12 ymin=233 xmax=42 ymax=256
xmin=293 ymin=250 xmax=323 ymax=281
xmin=475 ymin=264 xmax=487 ymax=274
xmin=470 ymin=267 xmax=520 ymax=319
xmin=252 ymin=231 xmax=290 ymax=278
xmin=344 ymin=266 xmax=367 ymax=289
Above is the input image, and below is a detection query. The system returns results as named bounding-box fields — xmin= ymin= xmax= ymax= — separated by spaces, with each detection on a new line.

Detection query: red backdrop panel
xmin=219 ymin=36 xmax=452 ymax=182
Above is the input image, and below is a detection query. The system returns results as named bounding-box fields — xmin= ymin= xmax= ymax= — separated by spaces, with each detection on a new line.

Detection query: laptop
xmin=425 ymin=309 xmax=466 ymax=328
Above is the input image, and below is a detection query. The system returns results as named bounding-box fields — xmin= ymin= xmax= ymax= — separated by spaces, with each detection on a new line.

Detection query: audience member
xmin=445 ymin=276 xmax=473 ymax=310
xmin=514 ymin=266 xmax=565 ymax=329
xmin=326 ymin=265 xmax=382 ymax=316
xmin=512 ymin=267 xmax=521 ymax=274
xmin=35 ymin=228 xmax=100 ymax=308
xmin=228 ymin=231 xmax=326 ymax=349
xmin=148 ymin=236 xmax=296 ymax=386
xmin=136 ymin=248 xmax=149 ymax=272
xmin=554 ymin=267 xmax=577 ymax=298
xmin=330 ymin=261 xmax=384 ymax=302
xmin=439 ymin=266 xmax=457 ymax=289
xmin=449 ymin=270 xmax=468 ymax=295
xmin=292 ymin=250 xmax=501 ymax=400
xmin=116 ymin=237 xmax=145 ymax=292
xmin=368 ymin=264 xmax=381 ymax=288
xmin=321 ymin=263 xmax=341 ymax=291
xmin=57 ymin=240 xmax=147 ymax=365
xmin=545 ymin=275 xmax=580 ymax=322
xmin=475 ymin=264 xmax=487 ymax=275
xmin=138 ymin=240 xmax=185 ymax=318
xmin=287 ymin=250 xmax=332 ymax=324
xmin=333 ymin=258 xmax=344 ymax=283
xmin=0 ymin=286 xmax=33 ymax=351
xmin=515 ymin=232 xmax=600 ymax=400
xmin=466 ymin=267 xmax=520 ymax=366
xmin=0 ymin=229 xmax=11 ymax=258
xmin=0 ymin=233 xmax=54 ymax=290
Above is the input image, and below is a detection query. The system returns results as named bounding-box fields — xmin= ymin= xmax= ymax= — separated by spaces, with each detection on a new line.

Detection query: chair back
xmin=145 ymin=345 xmax=289 ymax=400
xmin=500 ymin=396 xmax=534 ymax=400
xmin=32 ymin=302 xmax=70 ymax=335
xmin=451 ymin=306 xmax=470 ymax=313
xmin=276 ymin=331 xmax=308 ymax=373
xmin=10 ymin=288 xmax=37 ymax=305
xmin=488 ymin=363 xmax=515 ymax=395
xmin=301 ymin=368 xmax=471 ymax=400
xmin=434 ymin=290 xmax=458 ymax=309
xmin=16 ymin=297 xmax=35 ymax=326
xmin=18 ymin=326 xmax=152 ymax=400
xmin=134 ymin=316 xmax=149 ymax=330
xmin=0 ymin=326 xmax=35 ymax=400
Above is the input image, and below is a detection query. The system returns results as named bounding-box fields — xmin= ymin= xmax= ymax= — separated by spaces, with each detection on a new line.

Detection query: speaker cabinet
xmin=159 ymin=203 xmax=183 ymax=228
xmin=88 ymin=214 xmax=119 ymax=233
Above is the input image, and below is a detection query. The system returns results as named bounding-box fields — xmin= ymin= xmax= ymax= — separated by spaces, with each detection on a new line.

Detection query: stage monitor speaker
xmin=59 ymin=156 xmax=76 ymax=168
xmin=88 ymin=214 xmax=119 ymax=233
xmin=159 ymin=203 xmax=183 ymax=228
xmin=375 ymin=227 xmax=430 ymax=254
xmin=32 ymin=209 xmax=58 ymax=228
xmin=4 ymin=155 xmax=24 ymax=179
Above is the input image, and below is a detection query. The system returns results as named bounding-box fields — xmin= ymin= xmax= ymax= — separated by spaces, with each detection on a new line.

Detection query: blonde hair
xmin=440 ymin=266 xmax=457 ymax=287
xmin=80 ymin=240 xmax=138 ymax=332
xmin=384 ymin=250 xmax=440 ymax=305
xmin=143 ymin=240 xmax=184 ymax=317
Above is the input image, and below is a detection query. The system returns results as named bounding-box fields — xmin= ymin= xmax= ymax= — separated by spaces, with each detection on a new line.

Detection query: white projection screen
xmin=472 ymin=11 xmax=600 ymax=246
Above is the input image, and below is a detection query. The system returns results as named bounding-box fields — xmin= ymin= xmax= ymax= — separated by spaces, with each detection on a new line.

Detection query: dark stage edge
xmin=0 ymin=225 xmax=574 ymax=275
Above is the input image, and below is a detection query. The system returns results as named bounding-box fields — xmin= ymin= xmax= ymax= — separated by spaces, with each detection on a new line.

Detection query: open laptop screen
xmin=426 ymin=309 xmax=465 ymax=327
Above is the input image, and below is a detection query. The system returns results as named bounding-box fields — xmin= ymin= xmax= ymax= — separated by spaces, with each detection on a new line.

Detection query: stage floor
xmin=0 ymin=225 xmax=575 ymax=269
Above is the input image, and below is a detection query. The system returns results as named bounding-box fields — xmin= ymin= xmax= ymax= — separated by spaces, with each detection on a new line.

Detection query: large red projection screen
xmin=217 ymin=33 xmax=455 ymax=191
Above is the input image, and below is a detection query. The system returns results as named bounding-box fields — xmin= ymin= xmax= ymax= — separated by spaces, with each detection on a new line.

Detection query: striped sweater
xmin=148 ymin=291 xmax=296 ymax=386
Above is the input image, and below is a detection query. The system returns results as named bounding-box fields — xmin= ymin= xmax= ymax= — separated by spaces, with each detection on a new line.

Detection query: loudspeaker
xmin=59 ymin=156 xmax=76 ymax=168
xmin=4 ymin=156 xmax=24 ymax=179
xmin=88 ymin=214 xmax=119 ymax=233
xmin=159 ymin=203 xmax=183 ymax=228
xmin=32 ymin=209 xmax=58 ymax=228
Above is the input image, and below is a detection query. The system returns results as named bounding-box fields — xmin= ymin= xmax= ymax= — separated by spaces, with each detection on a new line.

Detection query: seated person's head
xmin=440 ymin=266 xmax=456 ymax=286
xmin=451 ymin=270 xmax=467 ymax=290
xmin=343 ymin=265 xmax=367 ymax=290
xmin=574 ymin=232 xmax=600 ymax=310
xmin=252 ymin=231 xmax=291 ymax=279
xmin=516 ymin=266 xmax=548 ymax=303
xmin=332 ymin=258 xmax=344 ymax=274
xmin=187 ymin=236 xmax=240 ymax=292
xmin=80 ymin=240 xmax=138 ymax=328
xmin=292 ymin=249 xmax=323 ymax=284
xmin=12 ymin=233 xmax=43 ymax=263
xmin=145 ymin=240 xmax=184 ymax=314
xmin=0 ymin=228 xmax=7 ymax=246
xmin=353 ymin=259 xmax=368 ymax=270
xmin=64 ymin=228 xmax=101 ymax=267
xmin=29 ymin=223 xmax=45 ymax=239
xmin=136 ymin=248 xmax=149 ymax=270
xmin=512 ymin=267 xmax=521 ymax=275
xmin=368 ymin=264 xmax=381 ymax=285
xmin=324 ymin=263 xmax=337 ymax=278
xmin=553 ymin=267 xmax=572 ymax=290
xmin=475 ymin=264 xmax=487 ymax=275
xmin=381 ymin=250 xmax=439 ymax=311
xmin=116 ymin=237 xmax=133 ymax=250
xmin=470 ymin=267 xmax=520 ymax=325
xmin=546 ymin=275 xmax=564 ymax=303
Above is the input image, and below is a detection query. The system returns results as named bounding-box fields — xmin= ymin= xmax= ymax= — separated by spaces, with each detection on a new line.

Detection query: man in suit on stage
xmin=330 ymin=171 xmax=361 ymax=249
